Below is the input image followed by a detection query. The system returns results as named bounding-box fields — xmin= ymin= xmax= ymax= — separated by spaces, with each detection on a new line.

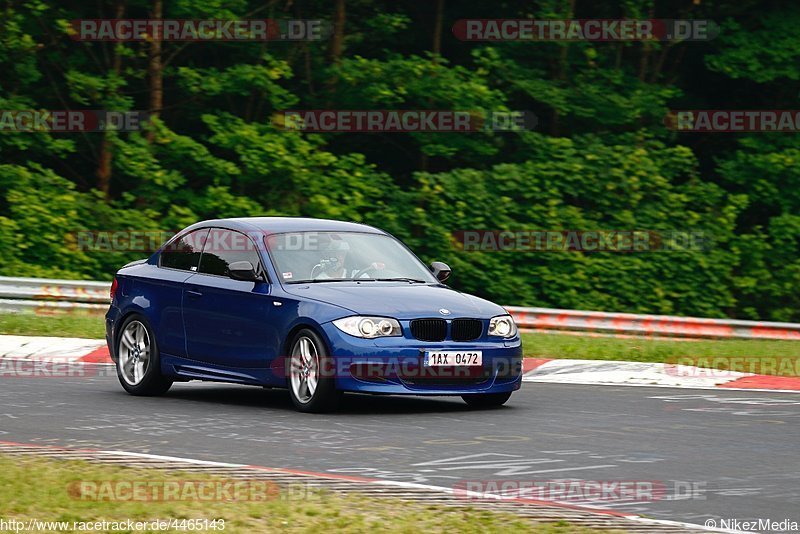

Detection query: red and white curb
xmin=522 ymin=358 xmax=800 ymax=392
xmin=1 ymin=335 xmax=798 ymax=393
xmin=0 ymin=335 xmax=111 ymax=363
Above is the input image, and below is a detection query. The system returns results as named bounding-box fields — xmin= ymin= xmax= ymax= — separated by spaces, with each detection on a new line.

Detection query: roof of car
xmin=186 ymin=217 xmax=386 ymax=235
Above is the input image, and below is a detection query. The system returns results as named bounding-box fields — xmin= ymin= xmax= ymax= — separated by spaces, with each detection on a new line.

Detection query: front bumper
xmin=317 ymin=321 xmax=523 ymax=395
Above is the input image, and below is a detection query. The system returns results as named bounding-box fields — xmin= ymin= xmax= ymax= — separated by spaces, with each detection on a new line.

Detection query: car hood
xmin=282 ymin=283 xmax=506 ymax=320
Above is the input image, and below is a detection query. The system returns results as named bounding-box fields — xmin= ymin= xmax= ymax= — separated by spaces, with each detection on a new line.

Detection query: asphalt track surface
xmin=1 ymin=371 xmax=799 ymax=532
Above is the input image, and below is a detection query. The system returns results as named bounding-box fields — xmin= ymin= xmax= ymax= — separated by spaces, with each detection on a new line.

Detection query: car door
xmin=182 ymin=228 xmax=280 ymax=369
xmin=152 ymin=227 xmax=210 ymax=358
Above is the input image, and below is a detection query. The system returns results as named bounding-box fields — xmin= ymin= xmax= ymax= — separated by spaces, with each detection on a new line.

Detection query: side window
xmin=198 ymin=229 xmax=263 ymax=278
xmin=160 ymin=229 xmax=209 ymax=271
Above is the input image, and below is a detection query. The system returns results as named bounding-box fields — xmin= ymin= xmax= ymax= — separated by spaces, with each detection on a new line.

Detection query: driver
xmin=313 ymin=234 xmax=351 ymax=279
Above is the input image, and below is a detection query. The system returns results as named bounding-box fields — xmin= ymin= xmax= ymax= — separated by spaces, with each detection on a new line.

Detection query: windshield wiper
xmin=286 ymin=279 xmax=358 ymax=284
xmin=287 ymin=277 xmax=429 ymax=284
xmin=369 ymin=277 xmax=429 ymax=283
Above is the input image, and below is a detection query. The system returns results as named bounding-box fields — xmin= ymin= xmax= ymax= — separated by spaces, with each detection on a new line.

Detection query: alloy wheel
xmin=118 ymin=320 xmax=151 ymax=386
xmin=290 ymin=336 xmax=320 ymax=404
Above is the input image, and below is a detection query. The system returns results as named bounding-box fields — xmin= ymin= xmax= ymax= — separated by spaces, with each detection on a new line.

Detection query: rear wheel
xmin=288 ymin=329 xmax=341 ymax=413
xmin=116 ymin=314 xmax=172 ymax=396
xmin=462 ymin=392 xmax=512 ymax=408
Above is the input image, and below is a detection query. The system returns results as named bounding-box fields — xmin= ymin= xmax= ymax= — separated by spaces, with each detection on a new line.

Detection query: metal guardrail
xmin=505 ymin=306 xmax=800 ymax=341
xmin=1 ymin=276 xmax=799 ymax=340
xmin=0 ymin=276 xmax=110 ymax=315
xmin=0 ymin=276 xmax=110 ymax=303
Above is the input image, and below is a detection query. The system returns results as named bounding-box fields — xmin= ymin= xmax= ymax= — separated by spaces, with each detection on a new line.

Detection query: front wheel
xmin=462 ymin=392 xmax=512 ymax=409
xmin=116 ymin=314 xmax=172 ymax=396
xmin=288 ymin=329 xmax=341 ymax=413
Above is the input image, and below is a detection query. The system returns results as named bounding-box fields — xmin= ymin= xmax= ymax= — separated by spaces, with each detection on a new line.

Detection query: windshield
xmin=266 ymin=231 xmax=437 ymax=284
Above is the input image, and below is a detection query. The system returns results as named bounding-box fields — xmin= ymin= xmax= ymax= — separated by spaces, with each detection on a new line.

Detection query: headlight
xmin=488 ymin=315 xmax=517 ymax=338
xmin=333 ymin=316 xmax=402 ymax=338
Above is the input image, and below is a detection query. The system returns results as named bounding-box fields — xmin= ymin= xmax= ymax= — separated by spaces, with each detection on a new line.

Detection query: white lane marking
xmin=411 ymin=452 xmax=620 ymax=476
xmin=649 ymin=394 xmax=800 ymax=406
xmin=627 ymin=516 xmax=746 ymax=533
xmin=413 ymin=452 xmax=521 ymax=465
xmin=416 ymin=458 xmax=563 ymax=468
xmin=95 ymin=450 xmax=247 ymax=467
xmin=489 ymin=464 xmax=617 ymax=476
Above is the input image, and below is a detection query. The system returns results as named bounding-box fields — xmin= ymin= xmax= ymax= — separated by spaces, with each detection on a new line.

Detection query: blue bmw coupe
xmin=105 ymin=217 xmax=522 ymax=412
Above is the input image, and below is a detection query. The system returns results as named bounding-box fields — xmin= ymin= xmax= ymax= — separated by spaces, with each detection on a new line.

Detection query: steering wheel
xmin=352 ymin=262 xmax=384 ymax=280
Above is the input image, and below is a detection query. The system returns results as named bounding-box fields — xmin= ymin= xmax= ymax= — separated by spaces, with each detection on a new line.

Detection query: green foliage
xmin=402 ymin=135 xmax=742 ymax=316
xmin=706 ymin=12 xmax=800 ymax=82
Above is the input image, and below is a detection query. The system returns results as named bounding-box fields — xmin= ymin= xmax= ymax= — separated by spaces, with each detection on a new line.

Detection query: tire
xmin=462 ymin=392 xmax=512 ymax=408
xmin=115 ymin=314 xmax=173 ymax=396
xmin=287 ymin=328 xmax=341 ymax=413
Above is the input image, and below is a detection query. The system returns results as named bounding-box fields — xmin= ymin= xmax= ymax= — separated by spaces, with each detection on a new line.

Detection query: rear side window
xmin=198 ymin=229 xmax=263 ymax=278
xmin=160 ymin=229 xmax=209 ymax=271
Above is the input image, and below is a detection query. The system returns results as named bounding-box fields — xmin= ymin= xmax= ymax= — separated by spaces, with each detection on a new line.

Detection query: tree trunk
xmin=638 ymin=6 xmax=656 ymax=81
xmin=96 ymin=0 xmax=125 ymax=198
xmin=330 ymin=0 xmax=346 ymax=64
xmin=550 ymin=0 xmax=576 ymax=136
xmin=146 ymin=0 xmax=163 ymax=142
xmin=432 ymin=0 xmax=444 ymax=56
xmin=325 ymin=0 xmax=346 ymax=96
xmin=96 ymin=135 xmax=113 ymax=198
xmin=421 ymin=0 xmax=445 ymax=172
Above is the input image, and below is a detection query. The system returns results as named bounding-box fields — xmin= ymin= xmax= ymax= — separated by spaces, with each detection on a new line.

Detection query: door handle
xmin=186 ymin=289 xmax=203 ymax=298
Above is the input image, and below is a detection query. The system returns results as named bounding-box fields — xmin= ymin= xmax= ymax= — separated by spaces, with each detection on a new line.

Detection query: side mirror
xmin=229 ymin=261 xmax=260 ymax=282
xmin=429 ymin=261 xmax=451 ymax=282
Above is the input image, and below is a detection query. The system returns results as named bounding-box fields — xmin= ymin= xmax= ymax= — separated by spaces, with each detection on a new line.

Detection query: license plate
xmin=424 ymin=350 xmax=483 ymax=367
